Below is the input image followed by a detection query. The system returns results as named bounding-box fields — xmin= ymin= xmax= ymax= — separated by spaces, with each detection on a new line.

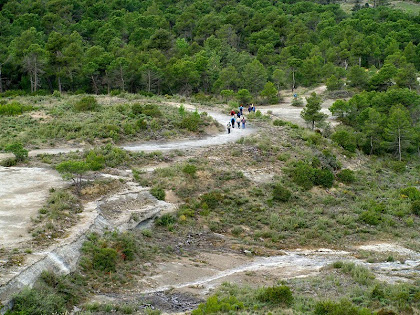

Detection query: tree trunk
xmin=30 ymin=75 xmax=34 ymax=93
xmin=34 ymin=60 xmax=38 ymax=92
xmin=292 ymin=69 xmax=295 ymax=92
xmin=358 ymin=56 xmax=361 ymax=67
xmin=120 ymin=65 xmax=125 ymax=91
xmin=146 ymin=70 xmax=152 ymax=92
xmin=398 ymin=127 xmax=401 ymax=161
xmin=344 ymin=60 xmax=348 ymax=70
xmin=312 ymin=120 xmax=315 ymax=130
xmin=370 ymin=135 xmax=373 ymax=155
xmin=58 ymin=76 xmax=62 ymax=93
xmin=91 ymin=75 xmax=98 ymax=94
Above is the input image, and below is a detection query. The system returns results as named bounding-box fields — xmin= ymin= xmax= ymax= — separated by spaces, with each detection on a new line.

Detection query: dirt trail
xmin=0 ymin=108 xmax=254 ymax=161
xmin=0 ymin=166 xmax=64 ymax=248
xmin=136 ymin=246 xmax=419 ymax=296
xmin=89 ymin=244 xmax=419 ymax=312
xmin=259 ymin=85 xmax=339 ymax=127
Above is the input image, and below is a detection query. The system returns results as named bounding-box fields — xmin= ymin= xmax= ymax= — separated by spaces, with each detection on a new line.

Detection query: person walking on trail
xmin=230 ymin=109 xmax=236 ymax=116
xmin=251 ymin=104 xmax=256 ymax=112
xmin=236 ymin=116 xmax=241 ymax=129
xmin=248 ymin=104 xmax=252 ymax=113
xmin=227 ymin=121 xmax=231 ymax=134
xmin=241 ymin=116 xmax=246 ymax=129
xmin=239 ymin=105 xmax=243 ymax=115
xmin=231 ymin=116 xmax=235 ymax=128
xmin=237 ymin=111 xmax=241 ymax=118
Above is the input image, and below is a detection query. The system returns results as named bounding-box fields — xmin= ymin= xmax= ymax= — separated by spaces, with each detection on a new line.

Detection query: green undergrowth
xmin=29 ymin=188 xmax=82 ymax=245
xmin=78 ymin=231 xmax=158 ymax=291
xmin=0 ymin=95 xmax=218 ymax=150
xmin=192 ymin=263 xmax=420 ymax=314
xmin=136 ymin=124 xmax=419 ymax=249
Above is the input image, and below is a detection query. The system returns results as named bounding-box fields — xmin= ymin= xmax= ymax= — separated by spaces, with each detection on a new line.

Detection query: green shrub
xmin=337 ymin=169 xmax=355 ymax=184
xmin=291 ymin=161 xmax=315 ymax=190
xmin=85 ymin=151 xmax=105 ymax=171
xmin=5 ymin=142 xmax=28 ymax=161
xmin=400 ymin=187 xmax=420 ymax=201
xmin=93 ymin=247 xmax=118 ymax=272
xmin=0 ymin=101 xmax=33 ymax=116
xmin=1 ymin=157 xmax=17 ymax=167
xmin=273 ymin=119 xmax=287 ymax=126
xmin=359 ymin=210 xmax=381 ymax=225
xmin=411 ymin=200 xmax=420 ymax=216
xmin=183 ymin=164 xmax=197 ymax=177
xmin=314 ymin=299 xmax=370 ymax=315
xmin=180 ymin=111 xmax=200 ymax=132
xmin=272 ymin=184 xmax=292 ymax=202
xmin=74 ymin=96 xmax=98 ymax=111
xmin=291 ymin=97 xmax=304 ymax=107
xmin=389 ymin=161 xmax=406 ymax=173
xmin=10 ymin=271 xmax=85 ymax=315
xmin=257 ymin=285 xmax=294 ymax=306
xmin=132 ymin=103 xmax=161 ymax=117
xmin=331 ymin=128 xmax=357 ymax=152
xmin=201 ymin=191 xmax=223 ymax=209
xmin=155 ymin=213 xmax=176 ymax=227
xmin=150 ymin=186 xmax=165 ymax=200
xmin=314 ymin=169 xmax=334 ymax=188
xmin=192 ymin=295 xmax=244 ymax=314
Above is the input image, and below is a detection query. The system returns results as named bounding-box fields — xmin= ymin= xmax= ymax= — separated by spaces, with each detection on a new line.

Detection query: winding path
xmin=0 ymin=108 xmax=254 ymax=161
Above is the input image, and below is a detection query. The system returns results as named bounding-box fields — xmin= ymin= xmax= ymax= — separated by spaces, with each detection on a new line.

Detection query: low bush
xmin=291 ymin=161 xmax=315 ymax=190
xmin=192 ymin=295 xmax=244 ymax=314
xmin=337 ymin=169 xmax=356 ymax=183
xmin=9 ymin=271 xmax=84 ymax=315
xmin=291 ymin=97 xmax=304 ymax=107
xmin=5 ymin=142 xmax=28 ymax=161
xmin=183 ymin=163 xmax=197 ymax=177
xmin=1 ymin=157 xmax=17 ymax=167
xmin=400 ymin=187 xmax=420 ymax=201
xmin=272 ymin=184 xmax=292 ymax=202
xmin=200 ymin=191 xmax=223 ymax=209
xmin=150 ymin=186 xmax=165 ymax=200
xmin=359 ymin=210 xmax=381 ymax=225
xmin=331 ymin=127 xmax=357 ymax=152
xmin=314 ymin=169 xmax=334 ymax=188
xmin=257 ymin=285 xmax=294 ymax=306
xmin=314 ymin=299 xmax=371 ymax=315
xmin=132 ymin=103 xmax=161 ymax=117
xmin=93 ymin=248 xmax=118 ymax=272
xmin=0 ymin=101 xmax=33 ymax=116
xmin=411 ymin=200 xmax=420 ymax=216
xmin=180 ymin=111 xmax=201 ymax=132
xmin=273 ymin=119 xmax=287 ymax=126
xmin=155 ymin=213 xmax=176 ymax=227
xmin=74 ymin=96 xmax=98 ymax=111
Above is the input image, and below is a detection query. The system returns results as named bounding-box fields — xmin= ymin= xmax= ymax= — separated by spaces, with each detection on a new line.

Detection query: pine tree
xmin=362 ymin=108 xmax=384 ymax=155
xmin=385 ymin=105 xmax=413 ymax=161
xmin=300 ymin=92 xmax=327 ymax=130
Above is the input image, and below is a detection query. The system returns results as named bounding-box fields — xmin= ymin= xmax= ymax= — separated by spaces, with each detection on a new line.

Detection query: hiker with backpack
xmin=231 ymin=116 xmax=235 ymax=128
xmin=236 ymin=116 xmax=241 ymax=129
xmin=241 ymin=116 xmax=246 ymax=129
xmin=227 ymin=121 xmax=231 ymax=134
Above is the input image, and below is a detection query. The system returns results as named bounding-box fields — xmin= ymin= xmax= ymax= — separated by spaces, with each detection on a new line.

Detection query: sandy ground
xmin=259 ymin=85 xmax=340 ymax=127
xmin=0 ymin=166 xmax=64 ymax=248
xmin=134 ymin=245 xmax=419 ymax=297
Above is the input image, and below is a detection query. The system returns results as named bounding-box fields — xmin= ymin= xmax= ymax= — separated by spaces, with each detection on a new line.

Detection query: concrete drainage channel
xmin=0 ymin=180 xmax=176 ymax=314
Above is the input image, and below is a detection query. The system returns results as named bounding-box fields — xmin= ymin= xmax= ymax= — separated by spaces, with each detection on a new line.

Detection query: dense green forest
xmin=0 ymin=0 xmax=419 ymax=96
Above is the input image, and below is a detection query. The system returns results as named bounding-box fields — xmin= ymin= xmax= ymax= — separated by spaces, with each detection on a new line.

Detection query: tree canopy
xmin=0 ymin=0 xmax=419 ymax=96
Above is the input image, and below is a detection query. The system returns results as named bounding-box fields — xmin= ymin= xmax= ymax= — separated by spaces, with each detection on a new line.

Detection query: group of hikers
xmin=226 ymin=104 xmax=256 ymax=134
